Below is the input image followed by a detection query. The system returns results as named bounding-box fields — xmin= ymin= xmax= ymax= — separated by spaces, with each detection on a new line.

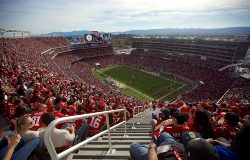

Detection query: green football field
xmin=94 ymin=65 xmax=191 ymax=101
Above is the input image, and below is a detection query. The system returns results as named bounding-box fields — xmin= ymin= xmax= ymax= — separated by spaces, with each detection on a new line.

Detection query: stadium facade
xmin=131 ymin=37 xmax=250 ymax=63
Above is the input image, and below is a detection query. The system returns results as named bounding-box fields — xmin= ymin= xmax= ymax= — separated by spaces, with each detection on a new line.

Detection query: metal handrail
xmin=44 ymin=109 xmax=126 ymax=160
xmin=132 ymin=106 xmax=145 ymax=129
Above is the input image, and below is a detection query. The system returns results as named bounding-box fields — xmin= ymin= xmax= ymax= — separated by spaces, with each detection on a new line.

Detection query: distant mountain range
xmin=47 ymin=30 xmax=92 ymax=36
xmin=47 ymin=27 xmax=250 ymax=36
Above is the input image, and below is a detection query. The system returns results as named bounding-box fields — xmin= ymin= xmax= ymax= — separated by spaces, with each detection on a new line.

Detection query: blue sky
xmin=0 ymin=0 xmax=250 ymax=34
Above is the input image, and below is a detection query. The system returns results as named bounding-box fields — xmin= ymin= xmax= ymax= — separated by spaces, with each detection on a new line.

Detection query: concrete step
xmin=71 ymin=154 xmax=129 ymax=160
xmin=114 ymin=127 xmax=151 ymax=131
xmin=70 ymin=148 xmax=131 ymax=159
xmin=101 ymin=136 xmax=151 ymax=141
xmin=80 ymin=144 xmax=149 ymax=150
xmin=111 ymin=128 xmax=151 ymax=133
xmin=103 ymin=133 xmax=151 ymax=137
xmin=124 ymin=123 xmax=152 ymax=125
xmin=127 ymin=118 xmax=152 ymax=124
xmin=68 ymin=109 xmax=153 ymax=160
xmin=116 ymin=124 xmax=152 ymax=129
xmin=76 ymin=149 xmax=129 ymax=155
xmin=104 ymin=133 xmax=151 ymax=136
xmin=70 ymin=140 xmax=148 ymax=159
xmin=87 ymin=140 xmax=151 ymax=145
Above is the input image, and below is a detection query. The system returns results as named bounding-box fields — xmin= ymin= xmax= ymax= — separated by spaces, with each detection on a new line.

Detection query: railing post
xmin=106 ymin=113 xmax=115 ymax=154
xmin=132 ymin=107 xmax=136 ymax=129
xmin=44 ymin=129 xmax=58 ymax=160
xmin=123 ymin=108 xmax=128 ymax=138
xmin=137 ymin=106 xmax=141 ymax=125
xmin=140 ymin=106 xmax=143 ymax=121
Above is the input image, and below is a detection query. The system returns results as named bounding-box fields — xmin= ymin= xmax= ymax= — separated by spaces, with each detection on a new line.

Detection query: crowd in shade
xmin=0 ymin=37 xmax=249 ymax=160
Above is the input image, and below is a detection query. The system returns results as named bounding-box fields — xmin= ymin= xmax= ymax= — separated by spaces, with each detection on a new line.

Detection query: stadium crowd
xmin=57 ymin=48 xmax=245 ymax=102
xmin=0 ymin=37 xmax=143 ymax=159
xmin=0 ymin=37 xmax=249 ymax=160
xmin=130 ymin=99 xmax=250 ymax=160
xmin=220 ymin=78 xmax=250 ymax=103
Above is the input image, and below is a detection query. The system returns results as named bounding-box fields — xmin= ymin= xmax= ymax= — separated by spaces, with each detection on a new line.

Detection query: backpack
xmin=157 ymin=141 xmax=187 ymax=160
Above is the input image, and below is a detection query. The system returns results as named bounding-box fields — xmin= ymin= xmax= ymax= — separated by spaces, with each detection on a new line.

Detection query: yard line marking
xmin=157 ymin=84 xmax=186 ymax=101
xmin=96 ymin=69 xmax=154 ymax=101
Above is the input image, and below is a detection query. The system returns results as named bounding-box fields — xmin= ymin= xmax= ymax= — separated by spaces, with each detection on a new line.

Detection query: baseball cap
xmin=186 ymin=138 xmax=219 ymax=160
xmin=181 ymin=131 xmax=202 ymax=148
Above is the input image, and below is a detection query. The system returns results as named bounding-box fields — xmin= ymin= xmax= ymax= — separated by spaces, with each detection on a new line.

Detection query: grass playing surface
xmin=94 ymin=65 xmax=191 ymax=101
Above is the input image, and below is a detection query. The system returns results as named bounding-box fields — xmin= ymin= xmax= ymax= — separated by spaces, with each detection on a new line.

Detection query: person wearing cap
xmin=186 ymin=138 xmax=220 ymax=160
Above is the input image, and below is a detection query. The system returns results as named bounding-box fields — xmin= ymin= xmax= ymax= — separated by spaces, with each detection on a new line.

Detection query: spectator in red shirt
xmin=66 ymin=105 xmax=84 ymax=130
xmin=5 ymin=98 xmax=21 ymax=120
xmin=40 ymin=85 xmax=48 ymax=97
xmin=87 ymin=105 xmax=107 ymax=137
xmin=45 ymin=98 xmax=54 ymax=113
xmin=30 ymin=104 xmax=47 ymax=131
xmin=58 ymin=97 xmax=68 ymax=114
xmin=76 ymin=104 xmax=87 ymax=115
xmin=152 ymin=109 xmax=171 ymax=131
xmin=154 ymin=112 xmax=189 ymax=141
xmin=115 ymin=107 xmax=130 ymax=124
xmin=214 ymin=112 xmax=239 ymax=142
xmin=53 ymin=105 xmax=65 ymax=118
xmin=53 ymin=105 xmax=66 ymax=129
xmin=30 ymin=96 xmax=44 ymax=111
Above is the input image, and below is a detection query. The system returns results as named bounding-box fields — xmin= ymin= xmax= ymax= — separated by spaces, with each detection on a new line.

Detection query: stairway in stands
xmin=68 ymin=108 xmax=152 ymax=160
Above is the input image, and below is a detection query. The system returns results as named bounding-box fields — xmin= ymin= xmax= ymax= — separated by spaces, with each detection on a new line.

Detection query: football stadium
xmin=1 ymin=1 xmax=250 ymax=160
